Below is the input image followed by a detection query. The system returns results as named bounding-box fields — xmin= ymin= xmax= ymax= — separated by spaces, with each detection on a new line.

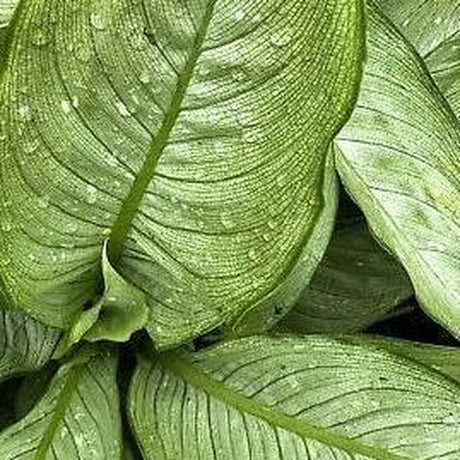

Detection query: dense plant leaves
xmin=0 ymin=1 xmax=365 ymax=348
xmin=0 ymin=308 xmax=60 ymax=382
xmin=0 ymin=351 xmax=122 ymax=459
xmin=129 ymin=335 xmax=460 ymax=459
xmin=335 ymin=4 xmax=460 ymax=337
xmin=280 ymin=221 xmax=413 ymax=333
xmin=376 ymin=0 xmax=460 ymax=117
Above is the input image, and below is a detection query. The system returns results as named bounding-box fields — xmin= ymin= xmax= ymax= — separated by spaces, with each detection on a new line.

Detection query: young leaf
xmin=376 ymin=0 xmax=460 ymax=117
xmin=280 ymin=221 xmax=413 ymax=333
xmin=335 ymin=4 xmax=460 ymax=337
xmin=0 ymin=1 xmax=365 ymax=348
xmin=129 ymin=335 xmax=460 ymax=459
xmin=0 ymin=351 xmax=122 ymax=459
xmin=0 ymin=308 xmax=60 ymax=383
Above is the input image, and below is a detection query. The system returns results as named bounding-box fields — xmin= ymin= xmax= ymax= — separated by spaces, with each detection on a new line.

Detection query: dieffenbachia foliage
xmin=0 ymin=308 xmax=60 ymax=383
xmin=377 ymin=0 xmax=460 ymax=118
xmin=0 ymin=352 xmax=122 ymax=459
xmin=129 ymin=335 xmax=460 ymax=459
xmin=335 ymin=2 xmax=460 ymax=338
xmin=281 ymin=219 xmax=413 ymax=333
xmin=0 ymin=0 xmax=365 ymax=348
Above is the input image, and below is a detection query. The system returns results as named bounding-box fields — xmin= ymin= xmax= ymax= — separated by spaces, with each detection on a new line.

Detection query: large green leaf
xmin=0 ymin=1 xmax=365 ymax=348
xmin=0 ymin=308 xmax=60 ymax=382
xmin=376 ymin=0 xmax=460 ymax=117
xmin=129 ymin=335 xmax=460 ymax=459
xmin=0 ymin=351 xmax=122 ymax=459
xmin=335 ymin=4 xmax=460 ymax=337
xmin=280 ymin=220 xmax=413 ymax=333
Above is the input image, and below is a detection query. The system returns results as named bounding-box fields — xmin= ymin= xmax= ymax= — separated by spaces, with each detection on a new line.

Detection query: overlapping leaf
xmin=0 ymin=307 xmax=59 ymax=382
xmin=335 ymin=3 xmax=460 ymax=337
xmin=281 ymin=220 xmax=413 ymax=333
xmin=129 ymin=335 xmax=460 ymax=459
xmin=377 ymin=0 xmax=460 ymax=117
xmin=0 ymin=0 xmax=365 ymax=347
xmin=0 ymin=352 xmax=122 ymax=459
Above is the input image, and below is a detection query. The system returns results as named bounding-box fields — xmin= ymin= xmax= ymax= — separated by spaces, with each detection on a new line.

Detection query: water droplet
xmin=244 ymin=130 xmax=259 ymax=143
xmin=139 ymin=71 xmax=151 ymax=84
xmin=270 ymin=30 xmax=293 ymax=47
xmin=86 ymin=184 xmax=97 ymax=204
xmin=248 ymin=249 xmax=257 ymax=261
xmin=18 ymin=105 xmax=30 ymax=119
xmin=72 ymin=96 xmax=79 ymax=108
xmin=90 ymin=13 xmax=106 ymax=30
xmin=262 ymin=233 xmax=271 ymax=242
xmin=115 ymin=101 xmax=131 ymax=117
xmin=37 ymin=196 xmax=49 ymax=209
xmin=1 ymin=221 xmax=12 ymax=232
xmin=233 ymin=7 xmax=245 ymax=22
xmin=61 ymin=100 xmax=72 ymax=113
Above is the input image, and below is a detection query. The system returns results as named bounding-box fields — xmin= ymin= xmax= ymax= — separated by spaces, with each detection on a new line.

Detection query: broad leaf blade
xmin=0 ymin=1 xmax=365 ymax=347
xmin=335 ymin=5 xmax=460 ymax=337
xmin=0 ymin=308 xmax=59 ymax=382
xmin=280 ymin=221 xmax=413 ymax=333
xmin=0 ymin=352 xmax=122 ymax=459
xmin=376 ymin=0 xmax=460 ymax=117
xmin=129 ymin=335 xmax=460 ymax=459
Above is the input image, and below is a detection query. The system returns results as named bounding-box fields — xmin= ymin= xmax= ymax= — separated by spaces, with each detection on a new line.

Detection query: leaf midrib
xmin=159 ymin=351 xmax=414 ymax=460
xmin=34 ymin=363 xmax=85 ymax=460
xmin=108 ymin=0 xmax=217 ymax=264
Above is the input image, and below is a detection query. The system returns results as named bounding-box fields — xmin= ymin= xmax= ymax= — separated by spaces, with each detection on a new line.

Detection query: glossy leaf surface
xmin=0 ymin=0 xmax=365 ymax=347
xmin=129 ymin=335 xmax=460 ymax=459
xmin=336 ymin=4 xmax=460 ymax=337
xmin=0 ymin=352 xmax=122 ymax=459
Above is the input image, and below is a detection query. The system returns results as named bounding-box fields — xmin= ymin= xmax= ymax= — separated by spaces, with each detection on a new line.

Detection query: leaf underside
xmin=129 ymin=335 xmax=460 ymax=459
xmin=0 ymin=352 xmax=122 ymax=460
xmin=336 ymin=3 xmax=460 ymax=337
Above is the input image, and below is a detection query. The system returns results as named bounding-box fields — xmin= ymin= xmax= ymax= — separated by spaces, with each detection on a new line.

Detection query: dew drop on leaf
xmin=270 ymin=30 xmax=293 ymax=47
xmin=116 ymin=101 xmax=132 ymax=117
xmin=61 ymin=100 xmax=72 ymax=113
xmin=90 ymin=13 xmax=106 ymax=30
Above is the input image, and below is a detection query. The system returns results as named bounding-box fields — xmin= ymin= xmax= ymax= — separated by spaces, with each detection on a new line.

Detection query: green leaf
xmin=0 ymin=351 xmax=122 ymax=459
xmin=0 ymin=0 xmax=17 ymax=29
xmin=376 ymin=0 xmax=460 ymax=117
xmin=335 ymin=4 xmax=460 ymax=337
xmin=280 ymin=221 xmax=413 ymax=333
xmin=338 ymin=334 xmax=460 ymax=385
xmin=0 ymin=0 xmax=365 ymax=348
xmin=129 ymin=335 xmax=460 ymax=459
xmin=55 ymin=242 xmax=149 ymax=357
xmin=0 ymin=308 xmax=60 ymax=382
xmin=0 ymin=0 xmax=18 ymax=64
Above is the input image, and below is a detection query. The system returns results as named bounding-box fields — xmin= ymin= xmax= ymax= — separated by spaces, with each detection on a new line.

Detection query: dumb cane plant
xmin=0 ymin=0 xmax=460 ymax=458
